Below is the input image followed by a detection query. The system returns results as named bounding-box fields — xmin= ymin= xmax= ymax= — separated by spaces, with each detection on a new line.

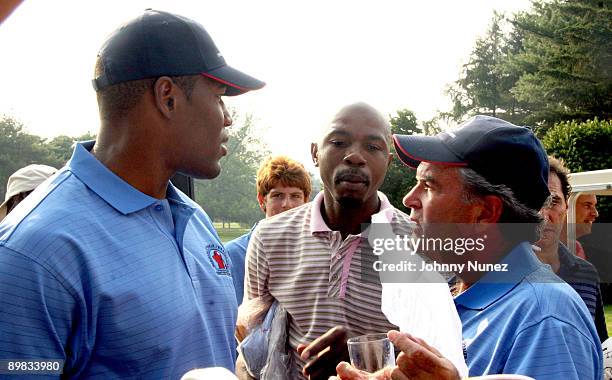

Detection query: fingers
xmin=335 ymin=362 xmax=365 ymax=379
xmin=410 ymin=335 xmax=443 ymax=358
xmin=335 ymin=362 xmax=392 ymax=380
xmin=301 ymin=325 xmax=349 ymax=360
xmin=303 ymin=346 xmax=341 ymax=379
xmin=387 ymin=330 xmax=460 ymax=380
xmin=297 ymin=343 xmax=307 ymax=356
xmin=300 ymin=326 xmax=350 ymax=379
xmin=390 ymin=367 xmax=410 ymax=380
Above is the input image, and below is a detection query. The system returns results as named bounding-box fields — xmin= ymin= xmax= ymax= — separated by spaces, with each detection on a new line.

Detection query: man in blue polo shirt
xmin=0 ymin=9 xmax=264 ymax=379
xmin=334 ymin=116 xmax=602 ymax=379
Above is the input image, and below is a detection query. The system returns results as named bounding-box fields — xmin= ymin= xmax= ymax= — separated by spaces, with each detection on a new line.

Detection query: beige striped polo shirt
xmin=245 ymin=191 xmax=416 ymax=378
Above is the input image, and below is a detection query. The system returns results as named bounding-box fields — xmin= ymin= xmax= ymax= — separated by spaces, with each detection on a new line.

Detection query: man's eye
xmin=330 ymin=140 xmax=345 ymax=147
xmin=367 ymin=144 xmax=382 ymax=151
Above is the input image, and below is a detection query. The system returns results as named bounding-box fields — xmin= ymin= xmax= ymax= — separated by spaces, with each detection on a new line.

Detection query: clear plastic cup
xmin=347 ymin=333 xmax=395 ymax=373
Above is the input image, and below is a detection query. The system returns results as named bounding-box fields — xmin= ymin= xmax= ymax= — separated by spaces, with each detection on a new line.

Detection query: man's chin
xmin=180 ymin=164 xmax=221 ymax=180
xmin=576 ymin=224 xmax=592 ymax=238
xmin=337 ymin=196 xmax=364 ymax=209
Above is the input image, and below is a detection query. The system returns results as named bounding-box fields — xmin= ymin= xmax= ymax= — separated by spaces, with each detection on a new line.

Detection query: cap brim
xmin=202 ymin=65 xmax=265 ymax=96
xmin=392 ymin=134 xmax=466 ymax=168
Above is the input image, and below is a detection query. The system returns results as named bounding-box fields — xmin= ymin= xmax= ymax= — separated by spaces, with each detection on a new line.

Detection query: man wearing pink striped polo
xmin=244 ymin=102 xmax=414 ymax=379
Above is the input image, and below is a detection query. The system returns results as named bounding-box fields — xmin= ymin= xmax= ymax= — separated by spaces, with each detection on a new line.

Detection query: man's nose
xmin=222 ymin=102 xmax=232 ymax=127
xmin=343 ymin=150 xmax=366 ymax=167
xmin=540 ymin=208 xmax=553 ymax=222
xmin=281 ymin=196 xmax=289 ymax=208
xmin=403 ymin=188 xmax=419 ymax=209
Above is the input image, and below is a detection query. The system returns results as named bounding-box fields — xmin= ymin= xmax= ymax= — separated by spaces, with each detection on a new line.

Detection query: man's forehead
xmin=416 ymin=162 xmax=456 ymax=177
xmin=317 ymin=103 xmax=389 ymax=140
xmin=269 ymin=186 xmax=304 ymax=193
xmin=324 ymin=123 xmax=387 ymax=138
xmin=547 ymin=172 xmax=563 ymax=192
xmin=577 ymin=194 xmax=597 ymax=204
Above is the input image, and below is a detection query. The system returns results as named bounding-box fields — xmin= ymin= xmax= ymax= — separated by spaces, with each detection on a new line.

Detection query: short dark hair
xmin=94 ymin=57 xmax=198 ymax=121
xmin=459 ymin=167 xmax=543 ymax=243
xmin=548 ymin=156 xmax=571 ymax=201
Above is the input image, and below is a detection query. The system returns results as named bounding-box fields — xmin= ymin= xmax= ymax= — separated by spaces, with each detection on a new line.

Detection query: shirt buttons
xmin=154 ymin=205 xmax=163 ymax=211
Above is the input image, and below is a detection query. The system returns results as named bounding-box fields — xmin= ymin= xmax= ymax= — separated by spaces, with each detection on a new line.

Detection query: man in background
xmin=561 ymin=193 xmax=599 ymax=259
xmin=0 ymin=9 xmax=264 ymax=378
xmin=226 ymin=155 xmax=311 ymax=304
xmin=535 ymin=156 xmax=607 ymax=342
xmin=0 ymin=164 xmax=56 ymax=221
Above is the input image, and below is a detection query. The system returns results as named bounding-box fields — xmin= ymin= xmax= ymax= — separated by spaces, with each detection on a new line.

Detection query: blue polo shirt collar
xmin=455 ymin=241 xmax=542 ymax=310
xmin=68 ymin=141 xmax=159 ymax=215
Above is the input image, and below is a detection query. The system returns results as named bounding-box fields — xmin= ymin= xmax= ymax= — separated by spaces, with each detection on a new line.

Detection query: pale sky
xmin=0 ymin=0 xmax=531 ymax=169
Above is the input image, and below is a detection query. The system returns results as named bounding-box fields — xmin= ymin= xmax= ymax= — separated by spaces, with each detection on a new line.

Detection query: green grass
xmin=605 ymin=305 xmax=612 ymax=336
xmin=218 ymin=228 xmax=250 ymax=243
xmin=213 ymin=222 xmax=251 ymax=243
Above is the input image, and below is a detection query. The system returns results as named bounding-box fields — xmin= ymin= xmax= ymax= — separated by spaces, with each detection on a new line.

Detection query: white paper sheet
xmin=369 ymin=210 xmax=469 ymax=377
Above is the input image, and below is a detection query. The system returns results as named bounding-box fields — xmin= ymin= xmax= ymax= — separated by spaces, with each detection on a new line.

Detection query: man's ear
xmin=477 ymin=195 xmax=504 ymax=223
xmin=257 ymin=193 xmax=266 ymax=213
xmin=153 ymin=76 xmax=177 ymax=119
xmin=311 ymin=143 xmax=319 ymax=167
xmin=387 ymin=152 xmax=393 ymax=168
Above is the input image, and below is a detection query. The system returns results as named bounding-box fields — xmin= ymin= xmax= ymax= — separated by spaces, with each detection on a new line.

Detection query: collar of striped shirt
xmin=308 ymin=191 xmax=394 ymax=234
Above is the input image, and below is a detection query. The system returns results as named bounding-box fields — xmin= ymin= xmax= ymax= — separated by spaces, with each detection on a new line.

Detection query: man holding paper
xmin=335 ymin=116 xmax=602 ymax=379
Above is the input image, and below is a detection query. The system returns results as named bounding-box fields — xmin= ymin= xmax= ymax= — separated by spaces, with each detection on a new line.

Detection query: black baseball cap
xmin=393 ymin=115 xmax=550 ymax=211
xmin=92 ymin=9 xmax=265 ymax=96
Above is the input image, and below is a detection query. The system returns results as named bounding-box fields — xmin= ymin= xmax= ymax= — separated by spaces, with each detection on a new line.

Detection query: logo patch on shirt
xmin=207 ymin=245 xmax=230 ymax=276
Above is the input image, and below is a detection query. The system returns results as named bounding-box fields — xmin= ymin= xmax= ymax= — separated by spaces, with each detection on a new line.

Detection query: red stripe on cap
xmin=392 ymin=135 xmax=467 ymax=168
xmin=201 ymin=73 xmax=250 ymax=92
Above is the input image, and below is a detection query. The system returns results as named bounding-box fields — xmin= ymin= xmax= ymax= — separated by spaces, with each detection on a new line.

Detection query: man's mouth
xmin=335 ymin=171 xmax=369 ymax=186
xmin=220 ymin=136 xmax=229 ymax=155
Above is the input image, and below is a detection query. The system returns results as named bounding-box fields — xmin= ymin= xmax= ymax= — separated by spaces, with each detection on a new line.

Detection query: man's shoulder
xmin=257 ymin=202 xmax=311 ymax=231
xmin=0 ymin=169 xmax=135 ymax=262
xmin=557 ymin=244 xmax=600 ymax=283
xmin=225 ymin=230 xmax=253 ymax=253
xmin=1 ymin=170 xmax=85 ymax=238
xmin=515 ymin=267 xmax=594 ymax=326
xmin=0 ymin=171 xmax=104 ymax=277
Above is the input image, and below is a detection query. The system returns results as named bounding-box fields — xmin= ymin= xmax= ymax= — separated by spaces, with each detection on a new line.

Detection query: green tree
xmin=542 ymin=118 xmax=612 ymax=220
xmin=0 ymin=116 xmax=50 ymax=200
xmin=510 ymin=0 xmax=612 ymax=126
xmin=446 ymin=13 xmax=524 ymax=123
xmin=380 ymin=109 xmax=420 ymax=212
xmin=45 ymin=132 xmax=97 ymax=167
xmin=196 ymin=113 xmax=270 ymax=227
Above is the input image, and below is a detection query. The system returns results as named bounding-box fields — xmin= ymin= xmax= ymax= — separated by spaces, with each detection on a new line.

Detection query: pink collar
xmin=309 ymin=191 xmax=395 ymax=235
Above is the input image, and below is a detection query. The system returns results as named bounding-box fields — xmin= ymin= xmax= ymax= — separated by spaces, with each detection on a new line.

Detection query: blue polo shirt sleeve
xmin=225 ymin=232 xmax=250 ymax=304
xmin=503 ymin=317 xmax=602 ymax=379
xmin=0 ymin=246 xmax=81 ymax=378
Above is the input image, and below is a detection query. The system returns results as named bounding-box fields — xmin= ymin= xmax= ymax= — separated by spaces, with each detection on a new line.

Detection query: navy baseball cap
xmin=92 ymin=9 xmax=265 ymax=96
xmin=393 ymin=115 xmax=550 ymax=211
